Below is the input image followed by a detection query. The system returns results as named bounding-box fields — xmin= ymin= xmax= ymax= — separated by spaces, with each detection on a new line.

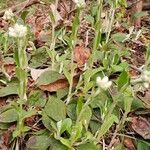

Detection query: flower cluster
xmin=96 ymin=76 xmax=112 ymax=90
xmin=8 ymin=23 xmax=27 ymax=38
xmin=3 ymin=9 xmax=14 ymax=20
xmin=73 ymin=0 xmax=86 ymax=7
xmin=141 ymin=70 xmax=150 ymax=88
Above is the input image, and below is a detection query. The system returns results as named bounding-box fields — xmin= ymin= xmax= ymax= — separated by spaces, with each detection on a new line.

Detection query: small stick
xmin=0 ymin=0 xmax=41 ymax=17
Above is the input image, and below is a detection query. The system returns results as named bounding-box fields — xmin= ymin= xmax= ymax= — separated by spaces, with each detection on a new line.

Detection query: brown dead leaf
xmin=123 ymin=137 xmax=136 ymax=150
xmin=74 ymin=46 xmax=90 ymax=68
xmin=131 ymin=116 xmax=150 ymax=139
xmin=4 ymin=64 xmax=15 ymax=77
xmin=39 ymin=74 xmax=79 ymax=92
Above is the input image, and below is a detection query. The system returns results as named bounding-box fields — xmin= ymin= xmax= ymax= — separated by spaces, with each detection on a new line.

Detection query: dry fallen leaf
xmin=131 ymin=116 xmax=150 ymax=139
xmin=29 ymin=67 xmax=49 ymax=81
xmin=123 ymin=137 xmax=136 ymax=150
xmin=74 ymin=46 xmax=90 ymax=68
xmin=39 ymin=74 xmax=79 ymax=92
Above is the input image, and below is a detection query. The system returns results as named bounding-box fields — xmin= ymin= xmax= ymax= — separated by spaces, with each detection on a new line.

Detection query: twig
xmin=0 ymin=0 xmax=41 ymax=17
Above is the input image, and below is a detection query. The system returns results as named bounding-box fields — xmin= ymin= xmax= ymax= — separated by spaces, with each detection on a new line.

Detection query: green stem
xmin=66 ymin=8 xmax=81 ymax=104
xmin=17 ymin=38 xmax=27 ymax=102
xmin=106 ymin=8 xmax=115 ymax=43
xmin=51 ymin=24 xmax=56 ymax=70
xmin=89 ymin=0 xmax=103 ymax=68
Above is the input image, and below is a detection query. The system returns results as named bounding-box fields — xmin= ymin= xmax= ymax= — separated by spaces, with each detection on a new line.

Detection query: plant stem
xmin=106 ymin=8 xmax=115 ymax=43
xmin=66 ymin=8 xmax=81 ymax=104
xmin=89 ymin=0 xmax=103 ymax=68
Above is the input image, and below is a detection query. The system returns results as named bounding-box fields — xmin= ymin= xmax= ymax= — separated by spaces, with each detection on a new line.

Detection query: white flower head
xmin=96 ymin=76 xmax=112 ymax=90
xmin=73 ymin=0 xmax=86 ymax=7
xmin=8 ymin=23 xmax=27 ymax=38
xmin=3 ymin=9 xmax=14 ymax=20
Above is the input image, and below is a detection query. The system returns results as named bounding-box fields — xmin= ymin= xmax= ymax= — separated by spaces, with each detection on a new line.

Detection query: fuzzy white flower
xmin=73 ymin=0 xmax=86 ymax=7
xmin=8 ymin=24 xmax=27 ymax=38
xmin=96 ymin=76 xmax=112 ymax=90
xmin=3 ymin=9 xmax=14 ymax=20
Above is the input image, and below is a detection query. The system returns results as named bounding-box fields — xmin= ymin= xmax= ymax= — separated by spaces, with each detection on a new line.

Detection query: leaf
xmin=97 ymin=114 xmax=118 ymax=139
xmin=42 ymin=111 xmax=52 ymax=130
xmin=112 ymin=33 xmax=127 ymax=42
xmin=77 ymin=143 xmax=99 ymax=150
xmin=0 ymin=83 xmax=18 ymax=97
xmin=21 ymin=10 xmax=29 ymax=22
xmin=79 ymin=106 xmax=92 ymax=130
xmin=57 ymin=118 xmax=72 ymax=134
xmin=36 ymin=70 xmax=61 ymax=85
xmin=0 ymin=109 xmax=18 ymax=123
xmin=44 ymin=97 xmax=66 ymax=121
xmin=28 ymin=90 xmax=46 ymax=107
xmin=123 ymin=137 xmax=136 ymax=150
xmin=76 ymin=97 xmax=84 ymax=117
xmin=67 ymin=103 xmax=77 ymax=120
xmin=26 ymin=135 xmax=51 ymax=150
xmin=84 ymin=67 xmax=103 ymax=83
xmin=131 ymin=117 xmax=150 ymax=139
xmin=29 ymin=47 xmax=48 ymax=68
xmin=117 ymin=70 xmax=129 ymax=91
xmin=29 ymin=68 xmax=49 ymax=81
xmin=60 ymin=138 xmax=71 ymax=148
xmin=74 ymin=46 xmax=90 ymax=67
xmin=137 ymin=140 xmax=150 ymax=150
xmin=39 ymin=74 xmax=79 ymax=92
xmin=49 ymin=138 xmax=67 ymax=150
xmin=70 ymin=122 xmax=83 ymax=145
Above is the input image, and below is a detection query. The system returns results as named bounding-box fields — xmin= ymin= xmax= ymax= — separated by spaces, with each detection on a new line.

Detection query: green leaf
xmin=76 ymin=97 xmax=83 ymax=117
xmin=21 ymin=11 xmax=29 ymax=22
xmin=28 ymin=90 xmax=46 ymax=107
xmin=77 ymin=143 xmax=99 ymax=150
xmin=67 ymin=103 xmax=77 ymax=120
xmin=44 ymin=97 xmax=66 ymax=121
xmin=84 ymin=67 xmax=103 ymax=83
xmin=0 ymin=109 xmax=18 ymax=123
xmin=57 ymin=88 xmax=68 ymax=99
xmin=137 ymin=140 xmax=150 ymax=150
xmin=0 ymin=83 xmax=18 ymax=97
xmin=124 ymin=88 xmax=133 ymax=114
xmin=60 ymin=138 xmax=71 ymax=148
xmin=29 ymin=47 xmax=48 ymax=68
xmin=57 ymin=118 xmax=72 ymax=134
xmin=49 ymin=138 xmax=67 ymax=150
xmin=97 ymin=114 xmax=118 ymax=138
xmin=117 ymin=70 xmax=129 ymax=91
xmin=42 ymin=111 xmax=52 ymax=130
xmin=112 ymin=33 xmax=127 ymax=42
xmin=0 ymin=123 xmax=11 ymax=129
xmin=79 ymin=106 xmax=92 ymax=130
xmin=26 ymin=135 xmax=51 ymax=150
xmin=70 ymin=122 xmax=83 ymax=145
xmin=36 ymin=70 xmax=61 ymax=85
